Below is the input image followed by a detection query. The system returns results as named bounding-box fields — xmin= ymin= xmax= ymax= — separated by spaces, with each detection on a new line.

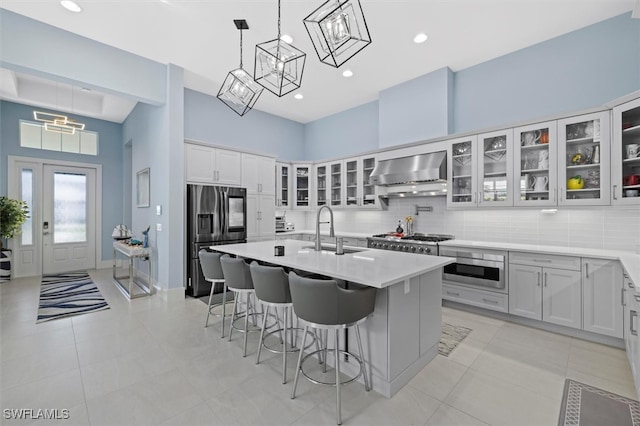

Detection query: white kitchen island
xmin=210 ymin=239 xmax=454 ymax=398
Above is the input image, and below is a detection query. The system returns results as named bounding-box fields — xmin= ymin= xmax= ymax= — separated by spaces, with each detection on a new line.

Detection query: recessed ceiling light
xmin=60 ymin=1 xmax=82 ymax=12
xmin=342 ymin=69 xmax=353 ymax=78
xmin=414 ymin=33 xmax=428 ymax=44
xmin=281 ymin=34 xmax=293 ymax=44
xmin=294 ymin=93 xmax=303 ymax=100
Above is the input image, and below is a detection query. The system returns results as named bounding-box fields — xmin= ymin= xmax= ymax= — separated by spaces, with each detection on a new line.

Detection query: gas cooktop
xmin=367 ymin=233 xmax=454 ymax=255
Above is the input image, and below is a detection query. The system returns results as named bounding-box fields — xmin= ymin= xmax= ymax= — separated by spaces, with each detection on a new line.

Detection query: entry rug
xmin=37 ymin=272 xmax=109 ymax=323
xmin=558 ymin=379 xmax=640 ymax=426
xmin=438 ymin=322 xmax=472 ymax=356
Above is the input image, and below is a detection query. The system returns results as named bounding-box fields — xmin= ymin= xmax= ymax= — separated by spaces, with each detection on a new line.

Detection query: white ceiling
xmin=0 ymin=0 xmax=635 ymax=124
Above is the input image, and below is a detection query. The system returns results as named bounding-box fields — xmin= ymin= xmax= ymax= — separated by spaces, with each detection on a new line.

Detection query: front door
xmin=41 ymin=165 xmax=96 ymax=274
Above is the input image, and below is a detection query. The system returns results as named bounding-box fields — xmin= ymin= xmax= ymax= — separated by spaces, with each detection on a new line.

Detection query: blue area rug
xmin=37 ymin=272 xmax=109 ymax=323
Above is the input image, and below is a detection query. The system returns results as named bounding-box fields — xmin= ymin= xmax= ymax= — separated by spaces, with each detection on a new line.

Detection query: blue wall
xmin=304 ymin=101 xmax=379 ymax=161
xmin=453 ymin=12 xmax=640 ymax=133
xmin=379 ymin=67 xmax=454 ymax=147
xmin=0 ymin=100 xmax=123 ymax=261
xmin=184 ymin=89 xmax=305 ymax=161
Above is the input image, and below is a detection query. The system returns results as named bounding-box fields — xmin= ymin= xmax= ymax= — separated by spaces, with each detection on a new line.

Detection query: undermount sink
xmin=302 ymin=245 xmax=365 ymax=254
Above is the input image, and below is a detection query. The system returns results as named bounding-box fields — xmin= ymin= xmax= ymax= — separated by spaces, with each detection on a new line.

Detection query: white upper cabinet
xmin=513 ymin=121 xmax=558 ymax=207
xmin=242 ymin=153 xmax=275 ymax=195
xmin=557 ymin=112 xmax=610 ymax=206
xmin=477 ymin=129 xmax=514 ymax=207
xmin=185 ymin=143 xmax=242 ymax=186
xmin=612 ymin=96 xmax=640 ymax=205
xmin=447 ymin=135 xmax=479 ymax=208
xmin=343 ymin=155 xmax=379 ymax=209
xmin=315 ymin=163 xmax=328 ymax=208
xmin=329 ymin=161 xmax=344 ymax=208
xmin=293 ymin=164 xmax=313 ymax=209
xmin=275 ymin=162 xmax=291 ymax=208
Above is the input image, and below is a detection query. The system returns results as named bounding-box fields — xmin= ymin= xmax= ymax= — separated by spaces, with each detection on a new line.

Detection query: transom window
xmin=19 ymin=120 xmax=98 ymax=156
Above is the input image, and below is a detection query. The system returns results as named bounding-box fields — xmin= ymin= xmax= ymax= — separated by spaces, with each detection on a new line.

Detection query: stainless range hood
xmin=369 ymin=151 xmax=448 ymax=198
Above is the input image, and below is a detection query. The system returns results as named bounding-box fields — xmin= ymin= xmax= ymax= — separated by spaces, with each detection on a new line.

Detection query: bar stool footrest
xmin=299 ymin=349 xmax=364 ymax=387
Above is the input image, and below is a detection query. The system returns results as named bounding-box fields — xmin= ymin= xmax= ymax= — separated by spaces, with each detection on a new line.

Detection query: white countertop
xmin=211 ymin=239 xmax=454 ymax=289
xmin=439 ymin=239 xmax=640 ymax=292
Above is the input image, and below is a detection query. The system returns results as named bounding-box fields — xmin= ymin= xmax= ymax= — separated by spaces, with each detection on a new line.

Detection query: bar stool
xmin=199 ymin=249 xmax=232 ymax=337
xmin=220 ymin=254 xmax=260 ymax=357
xmin=288 ymin=272 xmax=377 ymax=425
xmin=250 ymin=261 xmax=298 ymax=384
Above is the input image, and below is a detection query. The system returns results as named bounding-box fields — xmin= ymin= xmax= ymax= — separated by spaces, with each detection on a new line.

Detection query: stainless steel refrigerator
xmin=186 ymin=184 xmax=247 ymax=297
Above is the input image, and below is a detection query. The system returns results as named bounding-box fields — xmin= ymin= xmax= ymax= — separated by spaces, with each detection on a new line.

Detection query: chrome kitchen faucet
xmin=315 ymin=205 xmax=335 ymax=251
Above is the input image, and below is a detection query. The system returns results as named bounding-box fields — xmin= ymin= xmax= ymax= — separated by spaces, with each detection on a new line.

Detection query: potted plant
xmin=0 ymin=196 xmax=29 ymax=282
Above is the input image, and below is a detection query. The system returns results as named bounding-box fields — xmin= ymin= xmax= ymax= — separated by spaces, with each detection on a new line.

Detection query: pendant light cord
xmin=239 ymin=28 xmax=243 ymax=69
xmin=277 ymin=0 xmax=281 ymax=39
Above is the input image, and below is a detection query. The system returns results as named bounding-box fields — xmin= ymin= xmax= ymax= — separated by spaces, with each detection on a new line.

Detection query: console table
xmin=112 ymin=241 xmax=154 ymax=299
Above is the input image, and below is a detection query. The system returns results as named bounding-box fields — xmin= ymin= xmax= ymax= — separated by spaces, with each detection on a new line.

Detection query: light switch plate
xmin=156 ymin=205 xmax=162 ymax=216
xmin=156 ymin=223 xmax=162 ymax=232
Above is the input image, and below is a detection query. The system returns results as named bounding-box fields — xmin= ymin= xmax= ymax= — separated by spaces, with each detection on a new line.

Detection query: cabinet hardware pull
xmin=629 ymin=281 xmax=636 ymax=289
xmin=613 ymin=185 xmax=618 ymax=200
xmin=631 ymin=310 xmax=638 ymax=336
xmin=585 ymin=263 xmax=589 ymax=279
xmin=482 ymin=298 xmax=498 ymax=304
xmin=636 ymin=295 xmax=640 ymax=302
xmin=537 ymin=271 xmax=541 ymax=287
xmin=553 ymin=188 xmax=557 ymax=203
xmin=560 ymin=188 xmax=563 ymax=202
xmin=544 ymin=272 xmax=548 ymax=287
xmin=446 ymin=291 xmax=460 ymax=297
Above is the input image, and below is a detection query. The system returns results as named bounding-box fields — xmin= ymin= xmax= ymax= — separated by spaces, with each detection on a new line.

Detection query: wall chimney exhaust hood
xmin=369 ymin=151 xmax=448 ymax=199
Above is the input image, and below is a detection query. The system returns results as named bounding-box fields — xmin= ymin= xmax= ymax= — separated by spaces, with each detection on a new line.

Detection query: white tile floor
xmin=1 ymin=269 xmax=637 ymax=425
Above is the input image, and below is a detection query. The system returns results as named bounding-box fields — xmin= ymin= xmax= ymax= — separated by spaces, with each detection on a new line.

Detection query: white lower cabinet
xmin=582 ymin=258 xmax=623 ymax=338
xmin=246 ymin=194 xmax=275 ymax=242
xmin=442 ymin=283 xmax=508 ymax=313
xmin=509 ymin=257 xmax=582 ymax=329
xmin=623 ymin=273 xmax=640 ymax=397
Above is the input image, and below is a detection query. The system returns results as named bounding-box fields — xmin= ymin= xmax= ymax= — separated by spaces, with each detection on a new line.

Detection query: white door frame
xmin=7 ymin=155 xmax=103 ymax=278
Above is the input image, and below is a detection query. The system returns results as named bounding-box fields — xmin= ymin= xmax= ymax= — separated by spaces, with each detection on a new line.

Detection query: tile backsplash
xmin=298 ymin=197 xmax=640 ymax=252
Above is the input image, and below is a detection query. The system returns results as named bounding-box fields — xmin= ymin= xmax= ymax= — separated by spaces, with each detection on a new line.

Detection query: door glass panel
xmin=346 ymin=160 xmax=357 ymax=205
xmin=296 ymin=167 xmax=309 ymax=207
xmin=21 ymin=169 xmax=33 ymax=245
xmin=564 ymin=119 xmax=602 ymax=200
xmin=53 ymin=172 xmax=87 ymax=243
xmin=451 ymin=141 xmax=473 ymax=204
xmin=362 ymin=157 xmax=376 ymax=205
xmin=621 ymin=106 xmax=640 ymax=199
xmin=316 ymin=166 xmax=326 ymax=206
xmin=519 ymin=127 xmax=551 ymax=201
xmin=281 ymin=166 xmax=289 ymax=207
xmin=331 ymin=163 xmax=342 ymax=206
xmin=482 ymin=135 xmax=508 ymax=202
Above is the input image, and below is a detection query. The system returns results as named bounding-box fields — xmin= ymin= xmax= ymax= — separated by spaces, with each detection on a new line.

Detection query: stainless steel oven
xmin=440 ymin=248 xmax=507 ymax=293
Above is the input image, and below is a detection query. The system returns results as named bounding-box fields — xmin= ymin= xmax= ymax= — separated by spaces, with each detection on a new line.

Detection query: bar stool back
xmin=288 ymin=271 xmax=377 ymax=425
xmin=220 ymin=254 xmax=258 ymax=357
xmin=199 ymin=250 xmax=230 ymax=337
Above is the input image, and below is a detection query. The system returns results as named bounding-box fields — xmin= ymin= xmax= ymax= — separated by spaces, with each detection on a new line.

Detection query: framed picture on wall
xmin=136 ymin=168 xmax=150 ymax=208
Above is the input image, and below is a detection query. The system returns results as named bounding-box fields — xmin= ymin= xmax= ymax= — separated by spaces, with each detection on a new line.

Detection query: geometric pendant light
xmin=254 ymin=0 xmax=306 ymax=97
xmin=217 ymin=19 xmax=264 ymax=116
xmin=303 ymin=0 xmax=371 ymax=68
xmin=33 ymin=83 xmax=86 ymax=134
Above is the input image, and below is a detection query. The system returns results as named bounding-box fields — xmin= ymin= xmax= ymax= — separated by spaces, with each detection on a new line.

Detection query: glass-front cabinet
xmin=342 ymin=156 xmax=378 ymax=208
xmin=275 ymin=162 xmax=290 ymax=208
xmin=293 ymin=164 xmax=312 ymax=209
xmin=361 ymin=156 xmax=377 ymax=207
xmin=315 ymin=164 xmax=327 ymax=207
xmin=513 ymin=121 xmax=557 ymax=207
xmin=447 ymin=135 xmax=478 ymax=208
xmin=330 ymin=162 xmax=343 ymax=207
xmin=557 ymin=112 xmax=610 ymax=206
xmin=478 ymin=129 xmax=514 ymax=207
xmin=613 ymin=97 xmax=640 ymax=205
xmin=345 ymin=159 xmax=359 ymax=207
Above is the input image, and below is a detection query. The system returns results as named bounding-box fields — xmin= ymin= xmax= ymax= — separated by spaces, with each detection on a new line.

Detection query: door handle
xmin=613 ymin=185 xmax=618 ymax=200
xmin=622 ymin=288 xmax=626 ymax=307
xmin=43 ymin=231 xmax=50 ymax=235
xmin=537 ymin=272 xmax=541 ymax=287
xmin=631 ymin=310 xmax=638 ymax=336
xmin=585 ymin=263 xmax=589 ymax=279
xmin=544 ymin=272 xmax=548 ymax=287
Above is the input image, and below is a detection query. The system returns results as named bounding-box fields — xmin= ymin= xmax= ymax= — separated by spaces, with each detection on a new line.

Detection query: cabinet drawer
xmin=443 ymin=284 xmax=509 ymax=313
xmin=509 ymin=252 xmax=581 ymax=271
